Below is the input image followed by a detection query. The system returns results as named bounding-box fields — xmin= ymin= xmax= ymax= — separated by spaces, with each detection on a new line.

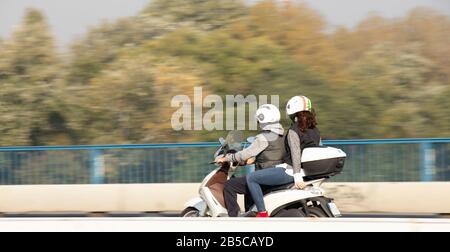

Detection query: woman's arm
xmin=287 ymin=129 xmax=305 ymax=188
xmin=287 ymin=129 xmax=302 ymax=175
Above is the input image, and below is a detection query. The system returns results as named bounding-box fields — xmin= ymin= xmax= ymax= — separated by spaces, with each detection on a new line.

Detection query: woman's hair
xmin=293 ymin=109 xmax=317 ymax=132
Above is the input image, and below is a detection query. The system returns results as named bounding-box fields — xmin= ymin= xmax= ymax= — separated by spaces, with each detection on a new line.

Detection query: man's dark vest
xmin=255 ymin=131 xmax=286 ymax=170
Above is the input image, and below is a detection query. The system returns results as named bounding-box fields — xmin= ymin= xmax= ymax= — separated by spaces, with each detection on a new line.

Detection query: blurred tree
xmin=336 ymin=13 xmax=395 ymax=62
xmin=330 ymin=8 xmax=449 ymax=139
xmin=1 ymin=2 xmax=449 ymax=147
xmin=147 ymin=27 xmax=337 ymax=139
xmin=67 ymin=0 xmax=247 ymax=87
xmin=229 ymin=0 xmax=347 ymax=81
xmin=421 ymin=86 xmax=450 ymax=137
xmin=142 ymin=0 xmax=247 ymax=30
xmin=349 ymin=42 xmax=442 ymax=138
xmin=67 ymin=48 xmax=209 ymax=144
xmin=398 ymin=8 xmax=450 ymax=85
xmin=0 ymin=8 xmax=68 ymax=146
xmin=148 ymin=28 xmax=291 ymax=94
xmin=333 ymin=8 xmax=450 ymax=84
xmin=66 ymin=16 xmax=176 ymax=86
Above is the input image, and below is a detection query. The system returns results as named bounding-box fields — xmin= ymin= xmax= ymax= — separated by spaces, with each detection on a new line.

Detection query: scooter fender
xmin=262 ymin=188 xmax=324 ymax=214
xmin=184 ymin=197 xmax=207 ymax=213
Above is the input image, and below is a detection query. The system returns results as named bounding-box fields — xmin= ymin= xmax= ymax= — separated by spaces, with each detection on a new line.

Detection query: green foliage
xmin=348 ymin=42 xmax=445 ymax=138
xmin=0 ymin=8 xmax=68 ymax=146
xmin=0 ymin=2 xmax=449 ymax=147
xmin=142 ymin=0 xmax=247 ymax=30
xmin=66 ymin=16 xmax=175 ymax=85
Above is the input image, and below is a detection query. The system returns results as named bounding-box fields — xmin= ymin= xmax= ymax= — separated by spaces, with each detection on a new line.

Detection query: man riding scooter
xmin=215 ymin=104 xmax=286 ymax=217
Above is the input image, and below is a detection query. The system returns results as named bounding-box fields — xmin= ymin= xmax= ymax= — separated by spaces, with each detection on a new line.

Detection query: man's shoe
xmin=240 ymin=211 xmax=257 ymax=217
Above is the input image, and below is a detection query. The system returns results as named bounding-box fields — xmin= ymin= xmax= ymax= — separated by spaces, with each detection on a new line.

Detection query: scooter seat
xmin=262 ymin=182 xmax=294 ymax=194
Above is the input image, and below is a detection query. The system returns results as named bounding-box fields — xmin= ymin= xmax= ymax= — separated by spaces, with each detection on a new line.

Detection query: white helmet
xmin=286 ymin=96 xmax=312 ymax=116
xmin=255 ymin=104 xmax=281 ymax=123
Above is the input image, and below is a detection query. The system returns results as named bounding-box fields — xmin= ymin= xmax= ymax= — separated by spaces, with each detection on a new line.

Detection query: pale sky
xmin=1 ymin=0 xmax=449 ymax=48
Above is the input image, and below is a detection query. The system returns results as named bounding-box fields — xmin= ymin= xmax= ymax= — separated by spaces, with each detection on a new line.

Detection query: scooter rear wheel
xmin=181 ymin=207 xmax=200 ymax=217
xmin=274 ymin=208 xmax=306 ymax=217
xmin=306 ymin=207 xmax=328 ymax=217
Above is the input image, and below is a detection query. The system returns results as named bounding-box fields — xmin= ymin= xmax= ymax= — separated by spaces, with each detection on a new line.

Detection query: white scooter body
xmin=184 ymin=170 xmax=335 ymax=217
xmin=183 ymin=146 xmax=346 ymax=217
xmin=183 ymin=167 xmax=227 ymax=217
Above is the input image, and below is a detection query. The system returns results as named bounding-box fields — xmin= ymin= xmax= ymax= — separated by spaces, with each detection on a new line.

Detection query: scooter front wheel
xmin=180 ymin=207 xmax=200 ymax=217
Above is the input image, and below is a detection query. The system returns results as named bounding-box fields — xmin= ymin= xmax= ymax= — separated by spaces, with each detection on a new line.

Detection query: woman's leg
xmin=246 ymin=168 xmax=294 ymax=212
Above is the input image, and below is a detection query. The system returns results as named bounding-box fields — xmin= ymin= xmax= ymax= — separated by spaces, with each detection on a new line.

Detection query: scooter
xmin=181 ymin=131 xmax=346 ymax=217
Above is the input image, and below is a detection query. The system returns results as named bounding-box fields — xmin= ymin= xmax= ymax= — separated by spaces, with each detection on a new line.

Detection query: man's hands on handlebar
xmin=214 ymin=156 xmax=227 ymax=164
xmin=214 ymin=156 xmax=256 ymax=166
xmin=214 ymin=156 xmax=306 ymax=190
xmin=245 ymin=158 xmax=255 ymax=165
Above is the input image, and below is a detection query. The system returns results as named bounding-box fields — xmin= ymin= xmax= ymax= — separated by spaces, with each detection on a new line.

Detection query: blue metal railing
xmin=0 ymin=138 xmax=448 ymax=185
xmin=0 ymin=142 xmax=221 ymax=151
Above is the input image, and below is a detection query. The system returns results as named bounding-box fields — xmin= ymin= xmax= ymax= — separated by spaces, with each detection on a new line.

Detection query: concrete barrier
xmin=0 ymin=183 xmax=197 ymax=212
xmin=323 ymin=182 xmax=450 ymax=213
xmin=0 ymin=182 xmax=449 ymax=213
